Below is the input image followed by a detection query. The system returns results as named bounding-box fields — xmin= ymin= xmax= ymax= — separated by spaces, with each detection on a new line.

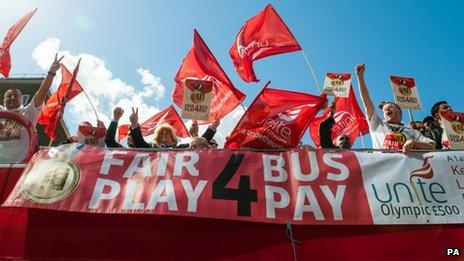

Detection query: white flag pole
xmin=407 ymin=109 xmax=414 ymax=123
xmin=301 ymin=50 xmax=322 ymax=93
xmin=81 ymin=89 xmax=100 ymax=121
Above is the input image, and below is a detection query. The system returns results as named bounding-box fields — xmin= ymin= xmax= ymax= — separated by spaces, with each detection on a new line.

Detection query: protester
xmin=209 ymin=138 xmax=218 ymax=148
xmin=129 ymin=107 xmax=218 ymax=149
xmin=319 ymin=102 xmax=352 ymax=149
xmin=0 ymin=54 xmax=63 ymax=162
xmin=431 ymin=101 xmax=453 ymax=120
xmin=76 ymin=120 xmax=107 ymax=146
xmin=1 ymin=54 xmax=62 ymax=122
xmin=422 ymin=116 xmax=443 ymax=149
xmin=105 ymin=107 xmax=135 ymax=148
xmin=189 ymin=137 xmax=210 ymax=149
xmin=355 ymin=64 xmax=435 ymax=153
xmin=431 ymin=101 xmax=453 ymax=149
xmin=409 ymin=121 xmax=426 ymax=135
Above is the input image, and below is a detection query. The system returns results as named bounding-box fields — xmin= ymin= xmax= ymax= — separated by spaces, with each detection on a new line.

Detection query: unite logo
xmin=236 ymin=29 xmax=270 ymax=59
xmin=277 ymin=104 xmax=316 ymax=122
xmin=332 ymin=111 xmax=356 ymax=136
xmin=409 ymin=156 xmax=434 ymax=203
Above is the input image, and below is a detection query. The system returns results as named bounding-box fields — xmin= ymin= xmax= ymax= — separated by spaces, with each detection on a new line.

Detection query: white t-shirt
xmin=0 ymin=102 xmax=43 ymax=163
xmin=368 ymin=112 xmax=434 ymax=149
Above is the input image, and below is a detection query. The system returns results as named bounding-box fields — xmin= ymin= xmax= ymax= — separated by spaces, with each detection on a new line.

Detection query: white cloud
xmin=32 ymin=37 xmax=244 ymax=148
xmin=136 ymin=68 xmax=165 ymax=100
xmin=32 ymin=37 xmax=60 ymax=70
xmin=31 ymin=37 xmax=161 ymax=134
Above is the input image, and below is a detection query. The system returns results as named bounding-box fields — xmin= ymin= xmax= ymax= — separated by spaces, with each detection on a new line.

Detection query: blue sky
xmin=1 ymin=0 xmax=463 ymax=147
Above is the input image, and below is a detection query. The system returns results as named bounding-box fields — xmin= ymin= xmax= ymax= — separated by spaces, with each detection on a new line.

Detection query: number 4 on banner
xmin=213 ymin=154 xmax=258 ymax=216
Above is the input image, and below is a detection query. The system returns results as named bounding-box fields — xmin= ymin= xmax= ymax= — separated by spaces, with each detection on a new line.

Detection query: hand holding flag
xmin=38 ymin=58 xmax=83 ymax=140
xmin=173 ymin=30 xmax=245 ymax=123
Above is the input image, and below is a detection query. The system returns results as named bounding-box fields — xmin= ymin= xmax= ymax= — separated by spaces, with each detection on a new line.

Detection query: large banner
xmin=3 ymin=144 xmax=464 ymax=225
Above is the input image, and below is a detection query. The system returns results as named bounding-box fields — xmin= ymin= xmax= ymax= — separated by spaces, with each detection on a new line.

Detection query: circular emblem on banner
xmin=398 ymin=85 xmax=411 ymax=96
xmin=331 ymin=78 xmax=344 ymax=86
xmin=190 ymin=89 xmax=205 ymax=104
xmin=20 ymin=160 xmax=81 ymax=203
xmin=452 ymin=121 xmax=464 ymax=134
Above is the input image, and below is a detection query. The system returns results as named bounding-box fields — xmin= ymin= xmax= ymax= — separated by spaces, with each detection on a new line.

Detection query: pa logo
xmin=446 ymin=248 xmax=460 ymax=256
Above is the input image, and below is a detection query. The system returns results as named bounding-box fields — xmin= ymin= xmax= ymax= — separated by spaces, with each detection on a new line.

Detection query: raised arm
xmin=129 ymin=107 xmax=151 ymax=148
xmin=32 ymin=54 xmax=64 ymax=107
xmin=355 ymin=64 xmax=375 ymax=119
xmin=105 ymin=107 xmax=124 ymax=148
xmin=319 ymin=102 xmax=336 ymax=149
xmin=202 ymin=118 xmax=220 ymax=142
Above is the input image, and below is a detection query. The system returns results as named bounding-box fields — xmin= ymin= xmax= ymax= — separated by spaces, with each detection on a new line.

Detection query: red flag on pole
xmin=118 ymin=105 xmax=189 ymax=141
xmin=0 ymin=8 xmax=37 ymax=78
xmin=308 ymin=87 xmax=369 ymax=148
xmin=172 ymin=30 xmax=245 ymax=123
xmin=230 ymin=4 xmax=301 ymax=83
xmin=38 ymin=61 xmax=83 ymax=140
xmin=224 ymin=82 xmax=326 ymax=149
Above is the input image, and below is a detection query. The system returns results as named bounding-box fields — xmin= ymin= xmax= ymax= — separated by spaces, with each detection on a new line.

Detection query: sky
xmin=1 ymin=0 xmax=463 ymax=148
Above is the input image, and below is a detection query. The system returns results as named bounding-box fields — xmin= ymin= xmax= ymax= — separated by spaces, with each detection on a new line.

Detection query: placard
xmin=181 ymin=79 xmax=212 ymax=120
xmin=440 ymin=111 xmax=464 ymax=149
xmin=390 ymin=75 xmax=422 ymax=110
xmin=323 ymin=73 xmax=351 ymax=97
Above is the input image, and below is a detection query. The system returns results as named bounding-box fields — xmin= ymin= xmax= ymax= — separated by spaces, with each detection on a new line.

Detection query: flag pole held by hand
xmin=300 ymin=50 xmax=321 ymax=93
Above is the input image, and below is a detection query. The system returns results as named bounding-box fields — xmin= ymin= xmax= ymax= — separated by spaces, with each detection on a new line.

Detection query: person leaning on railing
xmin=0 ymin=54 xmax=63 ymax=162
xmin=128 ymin=107 xmax=219 ymax=149
xmin=355 ymin=63 xmax=435 ymax=153
xmin=430 ymin=101 xmax=454 ymax=149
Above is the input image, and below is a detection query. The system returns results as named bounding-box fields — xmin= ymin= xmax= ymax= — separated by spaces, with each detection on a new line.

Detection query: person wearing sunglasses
xmin=430 ymin=101 xmax=454 ymax=149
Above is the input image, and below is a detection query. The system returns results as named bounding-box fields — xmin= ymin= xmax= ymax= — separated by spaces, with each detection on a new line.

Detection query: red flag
xmin=224 ymin=83 xmax=326 ymax=149
xmin=230 ymin=4 xmax=301 ymax=83
xmin=172 ymin=30 xmax=245 ymax=123
xmin=0 ymin=8 xmax=37 ymax=78
xmin=38 ymin=61 xmax=83 ymax=140
xmin=118 ymin=105 xmax=189 ymax=141
xmin=309 ymin=87 xmax=369 ymax=148
xmin=117 ymin=124 xmax=130 ymax=141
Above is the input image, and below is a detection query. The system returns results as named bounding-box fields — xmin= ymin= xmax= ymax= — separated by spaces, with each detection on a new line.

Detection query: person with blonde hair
xmin=153 ymin=123 xmax=178 ymax=148
xmin=129 ymin=107 xmax=218 ymax=149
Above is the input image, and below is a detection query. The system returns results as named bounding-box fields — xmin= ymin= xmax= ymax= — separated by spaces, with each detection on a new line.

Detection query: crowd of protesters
xmin=0 ymin=57 xmax=460 ymax=164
